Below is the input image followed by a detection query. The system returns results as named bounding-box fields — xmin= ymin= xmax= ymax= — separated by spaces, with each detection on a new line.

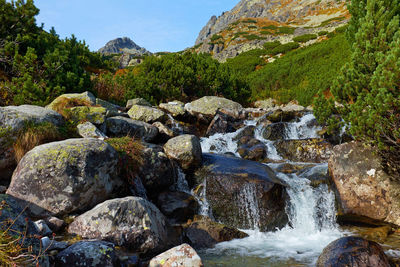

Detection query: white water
xmin=175 ymin=167 xmax=190 ymax=193
xmin=237 ymin=183 xmax=261 ymax=230
xmin=200 ymin=113 xmax=343 ymax=265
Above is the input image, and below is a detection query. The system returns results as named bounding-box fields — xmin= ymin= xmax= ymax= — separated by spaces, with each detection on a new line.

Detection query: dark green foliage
xmin=314 ymin=0 xmax=400 ymax=173
xmin=268 ymin=42 xmax=300 ymax=55
xmin=293 ymin=34 xmax=317 ymax=43
xmin=318 ymin=31 xmax=329 ymax=36
xmin=93 ymin=52 xmax=250 ymax=105
xmin=242 ymin=19 xmax=257 ymax=24
xmin=318 ymin=16 xmax=346 ymax=27
xmin=211 ymin=34 xmax=223 ymax=42
xmin=262 ymin=25 xmax=278 ymax=30
xmin=226 ymin=49 xmax=266 ymax=75
xmin=243 ymin=34 xmax=265 ymax=40
xmin=0 ymin=0 xmax=113 ymax=106
xmin=263 ymin=41 xmax=281 ymax=50
xmin=250 ymin=33 xmax=351 ymax=105
xmin=277 ymin=26 xmax=296 ymax=34
xmin=247 ymin=26 xmax=257 ymax=29
xmin=260 ymin=30 xmax=274 ymax=35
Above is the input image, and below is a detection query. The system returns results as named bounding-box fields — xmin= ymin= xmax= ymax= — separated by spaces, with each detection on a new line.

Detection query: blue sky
xmin=35 ymin=0 xmax=237 ymax=53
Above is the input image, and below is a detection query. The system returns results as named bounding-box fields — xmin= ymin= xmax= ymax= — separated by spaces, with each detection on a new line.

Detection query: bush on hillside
xmin=293 ymin=34 xmax=317 ymax=43
xmin=269 ymin=42 xmax=300 ymax=55
xmin=226 ymin=49 xmax=266 ymax=75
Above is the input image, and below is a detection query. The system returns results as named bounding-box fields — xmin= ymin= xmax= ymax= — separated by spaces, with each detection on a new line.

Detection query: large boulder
xmin=6 ymin=138 xmax=123 ymax=217
xmin=159 ymin=101 xmax=186 ymax=118
xmin=262 ymin=122 xmax=287 ymax=141
xmin=274 ymin=139 xmax=333 ymax=163
xmin=77 ymin=122 xmax=107 ymax=138
xmin=46 ymin=91 xmax=97 ymax=110
xmin=67 ymin=106 xmax=107 ymax=124
xmin=164 ymin=135 xmax=202 ymax=171
xmin=149 ymin=244 xmax=203 ymax=267
xmin=128 ymin=105 xmax=167 ymax=123
xmin=317 ymin=236 xmax=390 ymax=267
xmin=157 ymin=191 xmax=199 ymax=224
xmin=68 ymin=197 xmax=170 ymax=255
xmin=185 ymin=96 xmax=243 ymax=121
xmin=105 ymin=116 xmax=158 ymax=142
xmin=54 ymin=241 xmax=119 ymax=267
xmin=329 ymin=142 xmax=400 ymax=226
xmin=183 ymin=215 xmax=248 ymax=249
xmin=237 ymin=136 xmax=267 ymax=162
xmin=193 ymin=153 xmax=288 ymax=231
xmin=126 ymin=98 xmax=152 ymax=109
xmin=0 ymin=105 xmax=64 ymax=180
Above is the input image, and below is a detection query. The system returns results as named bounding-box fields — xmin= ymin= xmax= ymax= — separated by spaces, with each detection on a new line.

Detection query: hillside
xmin=193 ymin=0 xmax=350 ymax=61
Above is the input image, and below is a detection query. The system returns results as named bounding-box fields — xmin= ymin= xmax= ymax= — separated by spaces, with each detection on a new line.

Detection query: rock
xmin=193 ymin=153 xmax=288 ymax=231
xmin=152 ymin=122 xmax=175 ymax=142
xmin=96 ymin=98 xmax=121 ymax=116
xmin=262 ymin=122 xmax=287 ymax=141
xmin=46 ymin=91 xmax=97 ymax=110
xmin=68 ymin=106 xmax=107 ymax=124
xmin=44 ymin=216 xmax=65 ymax=232
xmin=274 ymin=138 xmax=333 ymax=163
xmin=0 ymin=105 xmax=64 ymax=180
xmin=205 ymin=111 xmax=241 ymax=136
xmin=280 ymin=101 xmax=306 ymax=113
xmin=159 ymin=101 xmax=186 ymax=117
xmin=238 ymin=141 xmax=267 ymax=162
xmin=7 ymin=138 xmax=123 ymax=217
xmin=77 ymin=122 xmax=107 ymax=138
xmin=126 ymin=98 xmax=152 ymax=109
xmin=99 ymin=37 xmax=150 ymax=56
xmin=254 ymin=98 xmax=277 ymax=109
xmin=128 ymin=105 xmax=167 ymax=123
xmin=164 ymin=135 xmax=202 ymax=171
xmin=41 ymin=237 xmax=68 ymax=251
xmin=329 ymin=141 xmax=400 ymax=226
xmin=54 ymin=241 xmax=119 ymax=267
xmin=68 ymin=197 xmax=170 ymax=255
xmin=264 ymin=109 xmax=298 ymax=123
xmin=149 ymin=244 xmax=203 ymax=267
xmin=157 ymin=191 xmax=199 ymax=224
xmin=317 ymin=236 xmax=391 ymax=267
xmin=34 ymin=220 xmax=53 ymax=236
xmin=105 ymin=116 xmax=158 ymax=142
xmin=183 ymin=215 xmax=248 ymax=249
xmin=185 ymin=96 xmax=243 ymax=121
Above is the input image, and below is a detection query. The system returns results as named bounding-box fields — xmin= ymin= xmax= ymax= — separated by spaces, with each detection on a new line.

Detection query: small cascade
xmin=253 ymin=123 xmax=282 ymax=161
xmin=237 ymin=183 xmax=260 ymax=230
xmin=200 ymin=129 xmax=243 ymax=156
xmin=175 ymin=167 xmax=190 ymax=193
xmin=195 ymin=178 xmax=213 ymax=218
xmin=284 ymin=113 xmax=322 ymax=140
xmin=167 ymin=114 xmax=184 ymax=134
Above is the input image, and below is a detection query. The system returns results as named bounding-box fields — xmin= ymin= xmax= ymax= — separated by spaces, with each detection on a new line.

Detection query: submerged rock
xmin=183 ymin=215 xmax=248 ymax=249
xmin=54 ymin=241 xmax=119 ymax=267
xmin=7 ymin=138 xmax=123 ymax=217
xmin=149 ymin=243 xmax=203 ymax=267
xmin=68 ymin=197 xmax=170 ymax=255
xmin=329 ymin=141 xmax=400 ymax=226
xmin=317 ymin=236 xmax=390 ymax=267
xmin=193 ymin=153 xmax=288 ymax=231
xmin=164 ymin=135 xmax=202 ymax=171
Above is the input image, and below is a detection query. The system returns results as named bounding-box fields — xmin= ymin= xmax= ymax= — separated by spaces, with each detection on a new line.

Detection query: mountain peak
xmin=98 ymin=37 xmax=150 ymax=56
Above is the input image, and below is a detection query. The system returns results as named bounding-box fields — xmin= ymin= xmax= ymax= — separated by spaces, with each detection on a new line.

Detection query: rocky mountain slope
xmin=193 ymin=0 xmax=350 ymax=61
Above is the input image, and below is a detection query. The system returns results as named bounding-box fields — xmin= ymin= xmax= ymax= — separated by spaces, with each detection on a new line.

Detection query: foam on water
xmin=284 ymin=113 xmax=322 ymax=140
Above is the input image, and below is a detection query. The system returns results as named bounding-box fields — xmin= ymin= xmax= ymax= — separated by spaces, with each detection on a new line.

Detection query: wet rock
xmin=126 ymin=98 xmax=152 ymax=109
xmin=105 ymin=116 xmax=158 ymax=142
xmin=329 ymin=141 xmax=400 ymax=226
xmin=164 ymin=135 xmax=202 ymax=171
xmin=264 ymin=108 xmax=302 ymax=123
xmin=232 ymin=125 xmax=255 ymax=141
xmin=77 ymin=121 xmax=107 ymax=138
xmin=149 ymin=243 xmax=203 ymax=267
xmin=317 ymin=236 xmax=390 ymax=267
xmin=159 ymin=101 xmax=186 ymax=118
xmin=157 ymin=191 xmax=199 ymax=224
xmin=68 ymin=197 xmax=170 ymax=255
xmin=54 ymin=241 xmax=119 ymax=267
xmin=183 ymin=215 xmax=248 ymax=249
xmin=262 ymin=122 xmax=287 ymax=141
xmin=206 ymin=114 xmax=230 ymax=136
xmin=274 ymin=138 xmax=333 ymax=163
xmin=193 ymin=153 xmax=288 ymax=231
xmin=128 ymin=105 xmax=167 ymax=123
xmin=280 ymin=101 xmax=306 ymax=113
xmin=359 ymin=225 xmax=392 ymax=243
xmin=185 ymin=96 xmax=243 ymax=121
xmin=0 ymin=105 xmax=64 ymax=180
xmin=237 ymin=138 xmax=267 ymax=162
xmin=46 ymin=91 xmax=97 ymax=110
xmin=7 ymin=138 xmax=123 ymax=217
xmin=68 ymin=106 xmax=107 ymax=124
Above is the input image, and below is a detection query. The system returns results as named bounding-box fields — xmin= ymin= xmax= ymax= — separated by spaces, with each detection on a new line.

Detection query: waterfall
xmin=175 ymin=166 xmax=190 ymax=193
xmin=237 ymin=183 xmax=260 ymax=230
xmin=284 ymin=113 xmax=322 ymax=140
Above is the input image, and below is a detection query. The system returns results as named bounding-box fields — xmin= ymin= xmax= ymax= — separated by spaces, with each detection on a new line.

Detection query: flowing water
xmin=198 ymin=113 xmax=344 ymax=266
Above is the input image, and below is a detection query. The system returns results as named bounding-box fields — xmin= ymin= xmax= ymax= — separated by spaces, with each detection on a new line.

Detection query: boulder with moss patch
xmin=46 ymin=92 xmax=96 ymax=110
xmin=105 ymin=116 xmax=158 ymax=142
xmin=149 ymin=243 xmax=203 ymax=267
xmin=68 ymin=196 xmax=171 ymax=255
xmin=185 ymin=96 xmax=243 ymax=121
xmin=274 ymin=138 xmax=332 ymax=163
xmin=128 ymin=105 xmax=167 ymax=123
xmin=164 ymin=135 xmax=202 ymax=171
xmin=77 ymin=122 xmax=107 ymax=138
xmin=126 ymin=98 xmax=152 ymax=109
xmin=159 ymin=101 xmax=186 ymax=118
xmin=67 ymin=106 xmax=107 ymax=124
xmin=6 ymin=138 xmax=123 ymax=217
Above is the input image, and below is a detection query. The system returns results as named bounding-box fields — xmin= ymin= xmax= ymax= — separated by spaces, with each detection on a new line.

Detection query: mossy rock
xmin=128 ymin=105 xmax=167 ymax=123
xmin=68 ymin=106 xmax=107 ymax=124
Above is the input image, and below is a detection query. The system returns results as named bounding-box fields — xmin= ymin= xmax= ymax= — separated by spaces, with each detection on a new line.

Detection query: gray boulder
xmin=6 ymin=138 xmax=123 ymax=217
xmin=157 ymin=191 xmax=199 ymax=223
xmin=128 ymin=105 xmax=167 ymax=123
xmin=68 ymin=197 xmax=170 ymax=255
xmin=126 ymin=98 xmax=152 ymax=109
xmin=185 ymin=96 xmax=243 ymax=120
xmin=46 ymin=91 xmax=97 ymax=110
xmin=149 ymin=244 xmax=203 ymax=267
xmin=77 ymin=122 xmax=107 ymax=138
xmin=164 ymin=135 xmax=202 ymax=171
xmin=54 ymin=241 xmax=119 ymax=267
xmin=106 ymin=116 xmax=158 ymax=142
xmin=159 ymin=101 xmax=186 ymax=117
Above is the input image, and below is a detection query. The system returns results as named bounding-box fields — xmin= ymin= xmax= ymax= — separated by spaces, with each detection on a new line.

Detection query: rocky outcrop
xmin=193 ymin=153 xmax=287 ymax=231
xmin=54 ymin=241 xmax=119 ymax=267
xmin=0 ymin=105 xmax=64 ymax=180
xmin=185 ymin=96 xmax=243 ymax=121
xmin=329 ymin=142 xmax=400 ymax=226
xmin=68 ymin=197 xmax=170 ymax=255
xmin=157 ymin=191 xmax=199 ymax=224
xmin=274 ymin=138 xmax=333 ymax=163
xmin=98 ymin=37 xmax=150 ymax=55
xmin=317 ymin=236 xmax=390 ymax=267
xmin=149 ymin=244 xmax=203 ymax=267
xmin=128 ymin=105 xmax=167 ymax=123
xmin=6 ymin=138 xmax=123 ymax=217
xmin=183 ymin=215 xmax=248 ymax=249
xmin=105 ymin=116 xmax=158 ymax=142
xmin=164 ymin=135 xmax=202 ymax=171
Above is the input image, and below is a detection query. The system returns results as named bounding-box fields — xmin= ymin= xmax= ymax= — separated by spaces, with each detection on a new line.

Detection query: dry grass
xmin=51 ymin=97 xmax=94 ymax=120
xmin=13 ymin=122 xmax=64 ymax=163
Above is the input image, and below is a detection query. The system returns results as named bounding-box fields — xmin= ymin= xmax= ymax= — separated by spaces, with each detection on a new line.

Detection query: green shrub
xmin=293 ymin=34 xmax=318 ymax=43
xmin=277 ymin=26 xmax=296 ymax=34
xmin=242 ymin=19 xmax=257 ymax=24
xmin=269 ymin=42 xmax=300 ymax=55
xmin=263 ymin=41 xmax=282 ymax=50
xmin=334 ymin=25 xmax=348 ymax=33
xmin=260 ymin=30 xmax=274 ymax=35
xmin=211 ymin=34 xmax=223 ymax=42
xmin=244 ymin=34 xmax=265 ymax=40
xmin=248 ymin=26 xmax=257 ymax=29
xmin=262 ymin=25 xmax=278 ymax=30
xmin=318 ymin=31 xmax=329 ymax=36
xmin=226 ymin=49 xmax=266 ymax=75
xmin=318 ymin=16 xmax=346 ymax=27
